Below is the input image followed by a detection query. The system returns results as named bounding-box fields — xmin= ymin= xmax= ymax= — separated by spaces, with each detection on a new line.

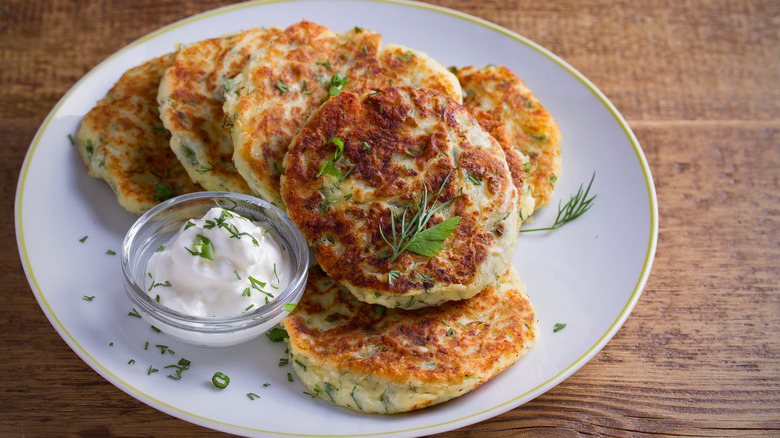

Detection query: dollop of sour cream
xmin=145 ymin=207 xmax=289 ymax=317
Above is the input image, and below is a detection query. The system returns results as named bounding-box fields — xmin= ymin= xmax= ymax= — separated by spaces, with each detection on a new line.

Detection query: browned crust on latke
xmin=76 ymin=53 xmax=201 ymax=214
xmin=456 ymin=65 xmax=561 ymax=209
xmin=281 ymin=86 xmax=517 ymax=307
xmin=282 ymin=267 xmax=538 ymax=411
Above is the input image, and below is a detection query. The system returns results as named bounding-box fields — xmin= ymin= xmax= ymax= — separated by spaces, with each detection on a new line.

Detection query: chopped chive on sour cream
xmin=144 ymin=207 xmax=290 ymax=317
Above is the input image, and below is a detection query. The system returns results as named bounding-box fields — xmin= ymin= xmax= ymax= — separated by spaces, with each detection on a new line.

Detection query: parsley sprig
xmin=519 ymin=173 xmax=597 ymax=233
xmin=316 ymin=137 xmax=347 ymax=179
xmin=379 ymin=170 xmax=463 ymax=263
xmin=185 ymin=234 xmax=215 ymax=260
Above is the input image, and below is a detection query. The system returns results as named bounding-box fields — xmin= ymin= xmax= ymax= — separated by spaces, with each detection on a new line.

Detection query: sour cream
xmin=145 ymin=207 xmax=289 ymax=317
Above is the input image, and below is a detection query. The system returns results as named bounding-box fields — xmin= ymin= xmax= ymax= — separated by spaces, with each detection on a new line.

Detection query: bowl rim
xmin=121 ymin=191 xmax=309 ymax=333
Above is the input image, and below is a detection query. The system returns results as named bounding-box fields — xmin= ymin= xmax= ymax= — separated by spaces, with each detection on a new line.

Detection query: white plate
xmin=15 ymin=1 xmax=658 ymax=436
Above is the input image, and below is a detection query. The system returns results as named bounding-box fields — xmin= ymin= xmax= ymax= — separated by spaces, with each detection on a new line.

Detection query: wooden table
xmin=2 ymin=0 xmax=778 ymax=436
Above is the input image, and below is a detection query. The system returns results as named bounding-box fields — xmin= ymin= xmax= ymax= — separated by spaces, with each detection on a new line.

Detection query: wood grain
xmin=1 ymin=0 xmax=778 ymax=437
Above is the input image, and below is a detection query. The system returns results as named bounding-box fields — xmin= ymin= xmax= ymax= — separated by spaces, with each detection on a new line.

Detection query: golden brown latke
xmin=223 ymin=20 xmax=461 ymax=208
xmin=466 ymin=106 xmax=536 ymax=222
xmin=281 ymin=86 xmax=519 ymax=309
xmin=76 ymin=53 xmax=201 ymax=214
xmin=158 ymin=27 xmax=281 ymax=193
xmin=282 ymin=265 xmax=538 ymax=414
xmin=455 ymin=65 xmax=561 ymax=210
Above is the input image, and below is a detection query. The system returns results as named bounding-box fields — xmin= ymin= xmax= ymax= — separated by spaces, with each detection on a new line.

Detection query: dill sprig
xmin=519 ymin=172 xmax=597 ymax=233
xmin=379 ymin=169 xmax=463 ymax=263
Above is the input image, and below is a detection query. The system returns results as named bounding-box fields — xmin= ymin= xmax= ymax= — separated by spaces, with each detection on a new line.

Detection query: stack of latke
xmin=75 ymin=20 xmax=561 ymax=414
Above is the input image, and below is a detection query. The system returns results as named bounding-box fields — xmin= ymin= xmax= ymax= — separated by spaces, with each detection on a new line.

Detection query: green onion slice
xmin=211 ymin=372 xmax=230 ymax=389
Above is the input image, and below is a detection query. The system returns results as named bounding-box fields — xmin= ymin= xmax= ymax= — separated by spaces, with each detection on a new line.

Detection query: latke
xmin=158 ymin=27 xmax=281 ymax=193
xmin=455 ymin=65 xmax=561 ymax=210
xmin=466 ymin=107 xmax=536 ymax=222
xmin=223 ymin=20 xmax=461 ymax=208
xmin=281 ymin=265 xmax=538 ymax=414
xmin=281 ymin=86 xmax=519 ymax=309
xmin=75 ymin=53 xmax=201 ymax=214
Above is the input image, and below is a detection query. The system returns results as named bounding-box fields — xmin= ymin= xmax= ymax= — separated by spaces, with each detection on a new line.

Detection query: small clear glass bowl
xmin=121 ymin=192 xmax=309 ymax=348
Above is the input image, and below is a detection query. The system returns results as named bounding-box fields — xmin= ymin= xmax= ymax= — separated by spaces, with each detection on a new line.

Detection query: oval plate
xmin=15 ymin=0 xmax=658 ymax=436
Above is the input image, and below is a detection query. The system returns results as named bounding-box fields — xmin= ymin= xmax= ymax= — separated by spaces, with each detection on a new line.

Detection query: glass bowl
xmin=121 ymin=192 xmax=309 ymax=347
